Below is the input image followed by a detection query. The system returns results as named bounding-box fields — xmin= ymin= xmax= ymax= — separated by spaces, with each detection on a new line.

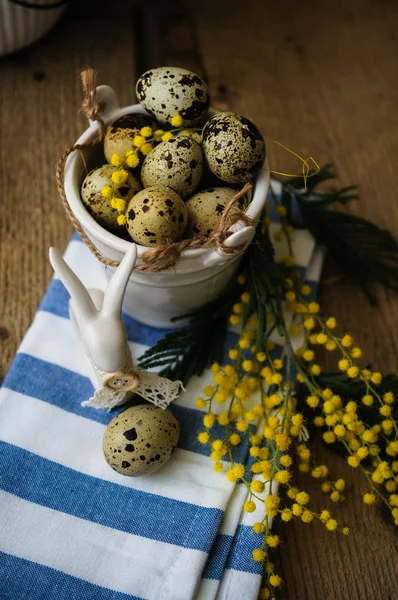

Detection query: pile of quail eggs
xmin=81 ymin=66 xmax=266 ymax=247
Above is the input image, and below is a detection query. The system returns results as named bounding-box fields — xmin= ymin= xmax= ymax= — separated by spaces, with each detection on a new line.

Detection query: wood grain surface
xmin=1 ymin=0 xmax=398 ymax=598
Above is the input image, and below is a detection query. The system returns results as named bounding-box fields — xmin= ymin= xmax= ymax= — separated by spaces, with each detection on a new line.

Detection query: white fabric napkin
xmin=0 ymin=185 xmax=321 ymax=600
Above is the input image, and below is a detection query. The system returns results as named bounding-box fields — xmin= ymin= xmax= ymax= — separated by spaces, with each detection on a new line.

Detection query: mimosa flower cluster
xmin=195 ymin=206 xmax=397 ymax=599
xmin=100 ymin=114 xmax=186 ymax=225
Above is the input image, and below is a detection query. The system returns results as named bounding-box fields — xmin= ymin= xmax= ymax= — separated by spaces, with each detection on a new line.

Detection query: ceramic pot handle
xmin=202 ymin=224 xmax=256 ymax=268
xmin=86 ymin=85 xmax=120 ymax=127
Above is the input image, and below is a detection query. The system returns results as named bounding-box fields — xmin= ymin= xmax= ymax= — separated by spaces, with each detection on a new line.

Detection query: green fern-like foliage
xmin=137 ymin=282 xmax=240 ymax=386
xmin=280 ymin=165 xmax=398 ymax=304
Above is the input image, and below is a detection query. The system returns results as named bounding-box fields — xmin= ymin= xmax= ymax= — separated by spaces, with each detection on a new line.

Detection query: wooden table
xmin=1 ymin=0 xmax=398 ymax=598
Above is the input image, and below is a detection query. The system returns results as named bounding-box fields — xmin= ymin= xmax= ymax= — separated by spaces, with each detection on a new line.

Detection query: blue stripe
xmin=1 ymin=353 xmax=250 ymax=462
xmin=225 ymin=524 xmax=265 ymax=574
xmin=0 ymin=441 xmax=222 ymax=552
xmin=202 ymin=534 xmax=233 ymax=580
xmin=39 ymin=279 xmax=70 ymax=320
xmin=0 ymin=552 xmax=143 ymax=600
xmin=202 ymin=519 xmax=268 ymax=580
xmin=305 ymin=280 xmax=319 ymax=301
xmin=2 ymin=353 xmax=95 ymax=418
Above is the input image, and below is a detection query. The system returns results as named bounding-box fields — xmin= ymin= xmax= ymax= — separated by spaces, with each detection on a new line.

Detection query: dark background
xmin=0 ymin=1 xmax=398 ymax=598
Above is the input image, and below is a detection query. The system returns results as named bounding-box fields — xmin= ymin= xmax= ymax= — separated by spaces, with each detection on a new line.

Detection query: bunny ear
xmin=102 ymin=244 xmax=137 ymax=317
xmin=49 ymin=248 xmax=97 ymax=322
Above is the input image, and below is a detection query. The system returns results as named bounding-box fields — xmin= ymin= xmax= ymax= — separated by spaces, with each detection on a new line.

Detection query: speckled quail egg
xmin=202 ymin=112 xmax=266 ymax=184
xmin=103 ymin=113 xmax=156 ymax=165
xmin=103 ymin=404 xmax=180 ymax=477
xmin=136 ymin=66 xmax=209 ymax=126
xmin=176 ymin=128 xmax=202 ymax=144
xmin=126 ymin=187 xmax=187 ymax=246
xmin=186 ymin=187 xmax=247 ymax=237
xmin=141 ymin=137 xmax=203 ymax=199
xmin=81 ymin=165 xmax=141 ymax=233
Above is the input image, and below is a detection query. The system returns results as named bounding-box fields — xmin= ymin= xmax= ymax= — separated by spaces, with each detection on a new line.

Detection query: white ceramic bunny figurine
xmin=49 ymin=245 xmax=181 ymax=410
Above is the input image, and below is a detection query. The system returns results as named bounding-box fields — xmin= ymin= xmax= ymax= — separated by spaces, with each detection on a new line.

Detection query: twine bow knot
xmin=80 ymin=69 xmax=104 ymax=124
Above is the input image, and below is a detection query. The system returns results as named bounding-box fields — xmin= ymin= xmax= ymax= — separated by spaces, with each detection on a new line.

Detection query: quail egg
xmin=176 ymin=128 xmax=202 ymax=144
xmin=136 ymin=66 xmax=209 ymax=126
xmin=104 ymin=113 xmax=156 ymax=165
xmin=202 ymin=112 xmax=266 ymax=183
xmin=126 ymin=186 xmax=187 ymax=246
xmin=186 ymin=187 xmax=247 ymax=237
xmin=103 ymin=404 xmax=180 ymax=477
xmin=141 ymin=137 xmax=203 ymax=199
xmin=81 ymin=165 xmax=141 ymax=233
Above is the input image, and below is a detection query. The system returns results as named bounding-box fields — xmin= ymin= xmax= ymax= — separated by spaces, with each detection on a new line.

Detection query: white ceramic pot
xmin=64 ymin=85 xmax=270 ymax=328
xmin=0 ymin=0 xmax=67 ymax=57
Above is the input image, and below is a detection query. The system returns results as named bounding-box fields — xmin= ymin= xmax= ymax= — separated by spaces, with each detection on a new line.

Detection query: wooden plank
xmin=143 ymin=0 xmax=398 ymax=598
xmin=1 ymin=0 xmax=398 ymax=598
xmin=0 ymin=0 xmax=137 ymax=382
xmin=132 ymin=0 xmax=207 ymax=79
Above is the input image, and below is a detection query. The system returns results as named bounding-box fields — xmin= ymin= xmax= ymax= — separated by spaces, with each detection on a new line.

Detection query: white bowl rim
xmin=64 ymin=103 xmax=270 ymax=260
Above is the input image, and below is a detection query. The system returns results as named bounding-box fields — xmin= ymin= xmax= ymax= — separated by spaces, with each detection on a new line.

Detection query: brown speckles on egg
xmin=176 ymin=138 xmax=191 ymax=149
xmin=141 ymin=138 xmax=203 ymax=199
xmin=178 ymin=74 xmax=202 ymax=87
xmin=126 ymin=187 xmax=187 ymax=246
xmin=186 ymin=187 xmax=244 ymax=237
xmin=104 ymin=113 xmax=156 ymax=165
xmin=81 ymin=165 xmax=141 ymax=234
xmin=123 ymin=427 xmax=137 ymax=441
xmin=176 ymin=129 xmax=202 ymax=144
xmin=202 ymin=112 xmax=266 ymax=183
xmin=136 ymin=67 xmax=209 ymax=126
xmin=103 ymin=405 xmax=180 ymax=477
xmin=118 ymin=186 xmax=130 ymax=197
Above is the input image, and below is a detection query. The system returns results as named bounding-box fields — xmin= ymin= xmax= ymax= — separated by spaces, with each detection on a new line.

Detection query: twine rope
xmin=56 ymin=68 xmax=254 ymax=272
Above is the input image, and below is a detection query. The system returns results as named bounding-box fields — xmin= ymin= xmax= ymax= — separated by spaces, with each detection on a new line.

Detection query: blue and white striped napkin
xmin=0 ymin=183 xmax=322 ymax=600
